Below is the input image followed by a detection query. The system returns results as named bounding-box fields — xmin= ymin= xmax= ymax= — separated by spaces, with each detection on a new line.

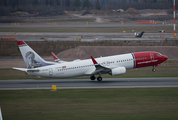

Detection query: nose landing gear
xmin=152 ymin=66 xmax=156 ymax=72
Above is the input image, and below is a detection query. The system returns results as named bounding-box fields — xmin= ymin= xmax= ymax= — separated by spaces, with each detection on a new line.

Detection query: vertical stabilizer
xmin=17 ymin=41 xmax=54 ymax=69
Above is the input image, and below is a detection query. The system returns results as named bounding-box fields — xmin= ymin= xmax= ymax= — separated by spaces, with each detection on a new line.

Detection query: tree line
xmin=0 ymin=0 xmax=175 ymax=16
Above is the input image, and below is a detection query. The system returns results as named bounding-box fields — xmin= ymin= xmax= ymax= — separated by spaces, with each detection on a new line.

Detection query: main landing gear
xmin=90 ymin=75 xmax=102 ymax=82
xmin=152 ymin=66 xmax=156 ymax=72
xmin=90 ymin=75 xmax=95 ymax=80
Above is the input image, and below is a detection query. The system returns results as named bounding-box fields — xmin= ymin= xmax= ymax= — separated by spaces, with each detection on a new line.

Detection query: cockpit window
xmin=157 ymin=53 xmax=162 ymax=56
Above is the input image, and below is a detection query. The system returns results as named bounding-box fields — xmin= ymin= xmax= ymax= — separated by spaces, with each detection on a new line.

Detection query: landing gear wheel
xmin=152 ymin=68 xmax=156 ymax=72
xmin=97 ymin=77 xmax=102 ymax=82
xmin=90 ymin=75 xmax=96 ymax=80
xmin=152 ymin=66 xmax=156 ymax=72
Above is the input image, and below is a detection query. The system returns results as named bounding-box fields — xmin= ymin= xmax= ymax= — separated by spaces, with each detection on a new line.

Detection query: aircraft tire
xmin=90 ymin=75 xmax=96 ymax=80
xmin=152 ymin=69 xmax=156 ymax=72
xmin=97 ymin=77 xmax=102 ymax=82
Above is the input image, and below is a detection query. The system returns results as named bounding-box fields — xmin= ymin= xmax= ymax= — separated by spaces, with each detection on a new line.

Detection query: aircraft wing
xmin=90 ymin=56 xmax=111 ymax=75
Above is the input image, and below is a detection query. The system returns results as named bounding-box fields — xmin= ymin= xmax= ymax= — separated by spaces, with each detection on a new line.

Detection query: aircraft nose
xmin=162 ymin=55 xmax=168 ymax=61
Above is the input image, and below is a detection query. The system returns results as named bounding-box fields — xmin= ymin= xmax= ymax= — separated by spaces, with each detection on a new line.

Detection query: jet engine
xmin=110 ymin=67 xmax=126 ymax=76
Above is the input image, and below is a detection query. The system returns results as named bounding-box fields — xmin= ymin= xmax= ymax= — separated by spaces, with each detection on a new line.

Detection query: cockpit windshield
xmin=157 ymin=53 xmax=162 ymax=56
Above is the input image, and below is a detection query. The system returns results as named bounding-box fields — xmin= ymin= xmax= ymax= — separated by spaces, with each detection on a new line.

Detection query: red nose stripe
xmin=17 ymin=41 xmax=26 ymax=46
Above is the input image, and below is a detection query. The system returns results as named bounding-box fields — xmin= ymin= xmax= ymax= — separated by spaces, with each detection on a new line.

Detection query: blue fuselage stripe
xmin=131 ymin=53 xmax=135 ymax=68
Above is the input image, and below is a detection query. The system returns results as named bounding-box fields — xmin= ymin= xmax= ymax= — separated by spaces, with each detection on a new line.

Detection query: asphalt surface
xmin=0 ymin=32 xmax=173 ymax=41
xmin=0 ymin=23 xmax=174 ymax=28
xmin=0 ymin=77 xmax=178 ymax=90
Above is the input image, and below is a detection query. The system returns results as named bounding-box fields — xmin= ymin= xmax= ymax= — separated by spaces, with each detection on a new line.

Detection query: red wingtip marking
xmin=17 ymin=41 xmax=26 ymax=46
xmin=91 ymin=56 xmax=98 ymax=64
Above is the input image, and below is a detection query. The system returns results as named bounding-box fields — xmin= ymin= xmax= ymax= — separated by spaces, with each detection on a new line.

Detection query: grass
xmin=0 ymin=26 xmax=177 ymax=33
xmin=0 ymin=88 xmax=178 ymax=120
xmin=0 ymin=65 xmax=178 ymax=80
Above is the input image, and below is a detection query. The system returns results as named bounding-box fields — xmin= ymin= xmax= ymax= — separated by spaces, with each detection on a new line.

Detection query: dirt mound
xmin=57 ymin=46 xmax=178 ymax=60
xmin=90 ymin=10 xmax=115 ymax=16
xmin=89 ymin=9 xmax=139 ymax=16
xmin=125 ymin=8 xmax=139 ymax=15
xmin=81 ymin=10 xmax=91 ymax=15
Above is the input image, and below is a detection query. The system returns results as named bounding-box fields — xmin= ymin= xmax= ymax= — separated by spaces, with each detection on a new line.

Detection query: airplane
xmin=13 ymin=41 xmax=168 ymax=81
xmin=135 ymin=31 xmax=145 ymax=38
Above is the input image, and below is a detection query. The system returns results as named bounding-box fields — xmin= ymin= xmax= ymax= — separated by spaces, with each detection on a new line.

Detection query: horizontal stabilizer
xmin=12 ymin=67 xmax=27 ymax=72
xmin=12 ymin=67 xmax=39 ymax=72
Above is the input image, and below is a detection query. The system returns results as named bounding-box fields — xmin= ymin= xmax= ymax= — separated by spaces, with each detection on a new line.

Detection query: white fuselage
xmin=27 ymin=53 xmax=134 ymax=78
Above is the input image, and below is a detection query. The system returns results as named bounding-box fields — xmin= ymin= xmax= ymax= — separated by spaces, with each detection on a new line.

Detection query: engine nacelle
xmin=110 ymin=67 xmax=126 ymax=76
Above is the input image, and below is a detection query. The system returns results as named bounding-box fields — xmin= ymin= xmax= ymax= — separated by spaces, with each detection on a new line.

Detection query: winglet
xmin=51 ymin=52 xmax=66 ymax=63
xmin=51 ymin=52 xmax=59 ymax=62
xmin=91 ymin=56 xmax=98 ymax=65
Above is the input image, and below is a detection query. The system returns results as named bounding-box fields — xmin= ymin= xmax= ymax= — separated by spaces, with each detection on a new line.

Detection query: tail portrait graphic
xmin=25 ymin=51 xmax=41 ymax=68
xmin=16 ymin=41 xmax=55 ymax=69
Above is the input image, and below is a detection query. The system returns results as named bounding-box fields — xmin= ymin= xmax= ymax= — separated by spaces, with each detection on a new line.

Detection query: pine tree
xmin=83 ymin=0 xmax=91 ymax=10
xmin=75 ymin=0 xmax=81 ymax=8
xmin=65 ymin=0 xmax=70 ymax=7
xmin=95 ymin=0 xmax=101 ymax=10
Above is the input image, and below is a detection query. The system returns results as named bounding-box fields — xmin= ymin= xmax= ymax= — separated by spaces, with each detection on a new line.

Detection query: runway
xmin=0 ymin=77 xmax=178 ymax=90
xmin=0 ymin=32 xmax=173 ymax=42
xmin=0 ymin=23 xmax=174 ymax=28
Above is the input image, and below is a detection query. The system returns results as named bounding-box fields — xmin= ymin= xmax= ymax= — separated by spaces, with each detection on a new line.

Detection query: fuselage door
xmin=49 ymin=68 xmax=53 ymax=77
xmin=150 ymin=53 xmax=154 ymax=64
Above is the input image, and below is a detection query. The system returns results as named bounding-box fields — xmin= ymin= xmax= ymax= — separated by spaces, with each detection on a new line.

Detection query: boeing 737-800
xmin=13 ymin=41 xmax=168 ymax=81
